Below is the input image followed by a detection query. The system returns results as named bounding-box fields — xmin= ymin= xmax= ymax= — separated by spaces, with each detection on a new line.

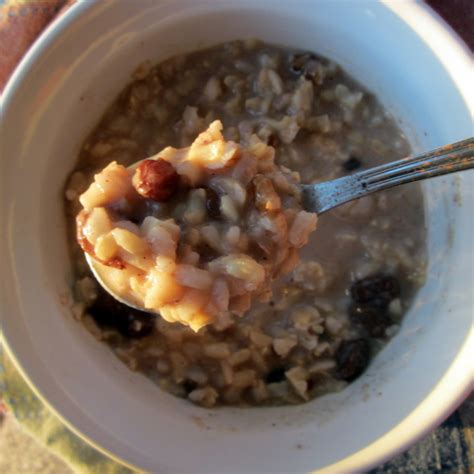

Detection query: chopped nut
xmin=228 ymin=349 xmax=251 ymax=367
xmin=273 ymin=336 xmax=297 ymax=357
xmin=232 ymin=369 xmax=257 ymax=389
xmin=220 ymin=361 xmax=234 ymax=385
xmin=204 ymin=343 xmax=231 ymax=359
xmin=285 ymin=367 xmax=309 ymax=400
xmin=249 ymin=329 xmax=272 ymax=349
xmin=188 ymin=386 xmax=218 ymax=407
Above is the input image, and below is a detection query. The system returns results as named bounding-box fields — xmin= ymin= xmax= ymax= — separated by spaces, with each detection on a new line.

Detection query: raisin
xmin=289 ymin=52 xmax=316 ymax=74
xmin=132 ymin=159 xmax=179 ymax=202
xmin=265 ymin=367 xmax=286 ymax=384
xmin=350 ymin=275 xmax=400 ymax=305
xmin=248 ymin=238 xmax=274 ymax=261
xmin=336 ymin=339 xmax=371 ymax=382
xmin=88 ymin=290 xmax=154 ymax=339
xmin=349 ymin=304 xmax=392 ymax=338
xmin=87 ymin=290 xmax=123 ymax=327
xmin=205 ymin=187 xmax=221 ymax=220
xmin=182 ymin=379 xmax=198 ymax=394
xmin=267 ymin=133 xmax=279 ymax=148
xmin=306 ymin=377 xmax=316 ymax=392
xmin=343 ymin=156 xmax=361 ymax=172
xmin=196 ymin=243 xmax=220 ymax=262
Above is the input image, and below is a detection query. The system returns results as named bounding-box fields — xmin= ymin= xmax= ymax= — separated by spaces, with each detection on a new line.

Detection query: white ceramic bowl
xmin=1 ymin=1 xmax=473 ymax=472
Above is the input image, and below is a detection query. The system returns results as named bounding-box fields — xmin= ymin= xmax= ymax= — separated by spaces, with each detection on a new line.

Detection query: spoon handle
xmin=302 ymin=137 xmax=474 ymax=214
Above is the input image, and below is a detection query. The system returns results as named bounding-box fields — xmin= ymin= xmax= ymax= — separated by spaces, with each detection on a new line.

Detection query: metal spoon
xmin=88 ymin=137 xmax=474 ymax=311
xmin=302 ymin=137 xmax=473 ymax=213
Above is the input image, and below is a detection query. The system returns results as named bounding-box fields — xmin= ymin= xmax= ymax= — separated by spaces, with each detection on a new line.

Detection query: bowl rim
xmin=1 ymin=0 xmax=473 ymax=472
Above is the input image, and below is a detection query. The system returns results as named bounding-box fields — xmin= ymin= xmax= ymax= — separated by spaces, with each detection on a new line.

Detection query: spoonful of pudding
xmin=76 ymin=121 xmax=473 ymax=331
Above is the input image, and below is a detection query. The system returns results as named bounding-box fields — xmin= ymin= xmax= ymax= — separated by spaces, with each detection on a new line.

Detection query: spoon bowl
xmin=87 ymin=137 xmax=474 ymax=313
